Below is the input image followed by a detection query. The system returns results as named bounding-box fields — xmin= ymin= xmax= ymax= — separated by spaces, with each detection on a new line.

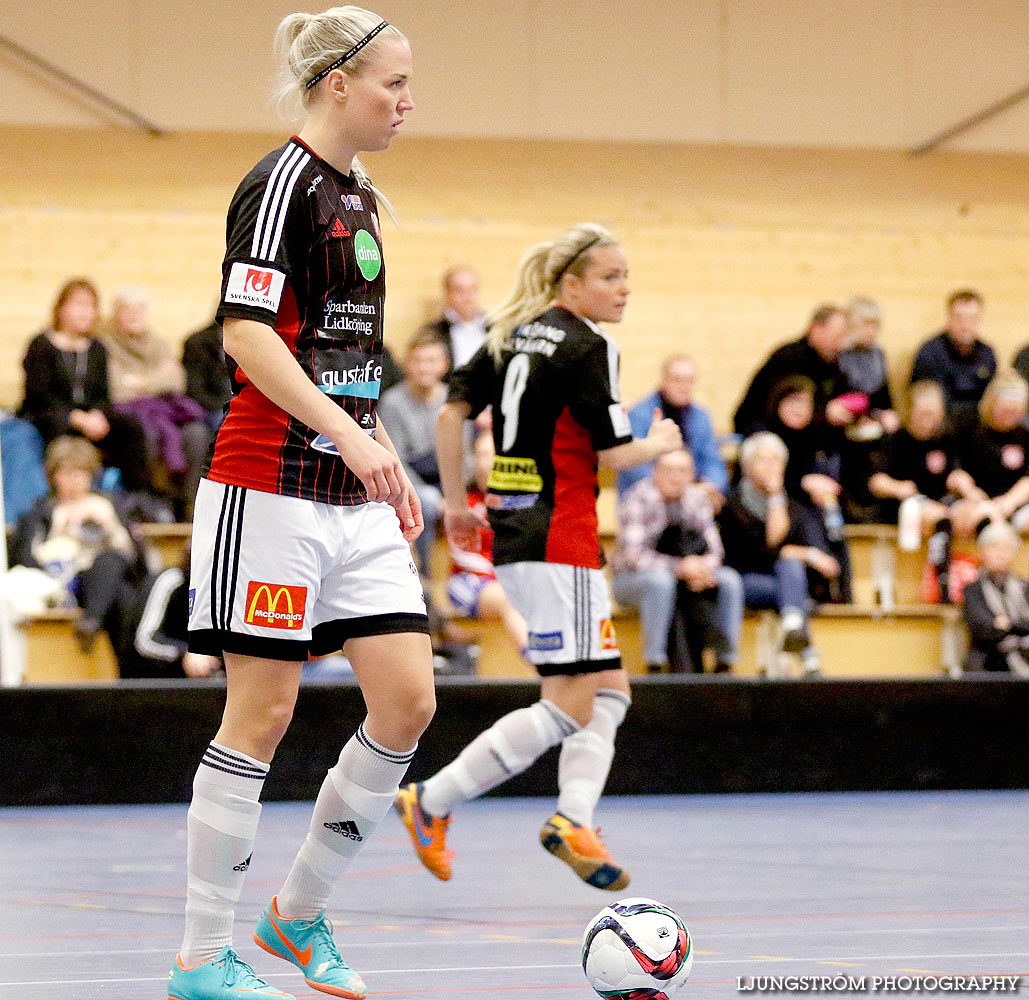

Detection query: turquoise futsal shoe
xmin=254 ymin=896 xmax=367 ymax=999
xmin=167 ymin=945 xmax=294 ymax=999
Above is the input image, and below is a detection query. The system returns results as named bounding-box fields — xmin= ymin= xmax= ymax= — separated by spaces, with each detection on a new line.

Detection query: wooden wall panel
xmin=2 ymin=127 xmax=1028 ymax=436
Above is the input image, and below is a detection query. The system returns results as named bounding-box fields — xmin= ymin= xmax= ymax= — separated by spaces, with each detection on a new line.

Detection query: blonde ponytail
xmin=273 ymin=6 xmax=404 ymax=222
xmin=485 ymin=223 xmax=617 ymax=362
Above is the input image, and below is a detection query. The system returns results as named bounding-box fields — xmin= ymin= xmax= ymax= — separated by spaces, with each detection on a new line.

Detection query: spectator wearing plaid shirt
xmin=611 ymin=449 xmax=742 ymax=672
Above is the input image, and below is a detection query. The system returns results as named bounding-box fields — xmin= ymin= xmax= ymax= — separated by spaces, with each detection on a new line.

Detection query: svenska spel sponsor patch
xmin=224 ymin=262 xmax=286 ymax=313
xmin=244 ymin=581 xmax=308 ymax=630
xmin=528 ymin=630 xmax=564 ymax=652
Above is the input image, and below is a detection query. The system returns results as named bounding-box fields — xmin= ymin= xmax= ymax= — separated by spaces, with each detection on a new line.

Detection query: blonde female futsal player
xmin=169 ymin=9 xmax=428 ymax=1000
xmin=395 ymin=224 xmax=682 ymax=891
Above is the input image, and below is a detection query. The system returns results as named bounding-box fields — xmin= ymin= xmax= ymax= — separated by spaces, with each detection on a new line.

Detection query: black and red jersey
xmin=448 ymin=305 xmax=633 ymax=568
xmin=207 ymin=136 xmax=386 ymax=505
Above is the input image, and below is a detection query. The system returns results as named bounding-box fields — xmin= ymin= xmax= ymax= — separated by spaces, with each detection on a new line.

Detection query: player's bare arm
xmin=436 ymin=399 xmax=486 ymax=550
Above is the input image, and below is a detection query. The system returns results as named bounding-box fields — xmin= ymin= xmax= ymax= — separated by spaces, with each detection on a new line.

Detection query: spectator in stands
xmin=1011 ymin=342 xmax=1029 ymax=392
xmin=445 ymin=431 xmax=528 ymax=655
xmin=617 ymin=354 xmax=728 ymax=507
xmin=18 ymin=278 xmax=151 ymax=494
xmin=837 ymin=296 xmax=900 ymax=520
xmin=376 ymin=329 xmax=450 ymax=572
xmin=759 ymin=376 xmax=851 ymax=602
xmin=962 ymin=521 xmax=1029 ymax=676
xmin=102 ymin=287 xmax=209 ymax=519
xmin=421 ymin=266 xmax=488 ymax=375
xmin=612 ymin=448 xmax=742 ymax=673
xmin=732 ymin=304 xmax=854 ymax=437
xmin=959 ymin=370 xmax=1029 ymax=531
xmin=909 ymin=289 xmax=996 ymax=433
xmin=9 ymin=436 xmax=143 ymax=654
xmin=0 ymin=414 xmax=48 ymax=530
xmin=718 ymin=432 xmax=840 ymax=672
xmin=182 ymin=315 xmax=231 ymax=431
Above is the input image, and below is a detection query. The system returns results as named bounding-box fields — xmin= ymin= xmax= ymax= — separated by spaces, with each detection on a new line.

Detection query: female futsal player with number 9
xmin=395 ymin=224 xmax=682 ymax=890
xmin=169 ymin=8 xmax=429 ymax=1000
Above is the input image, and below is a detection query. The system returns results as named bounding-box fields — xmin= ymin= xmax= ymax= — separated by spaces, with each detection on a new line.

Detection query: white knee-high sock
xmin=419 ymin=700 xmax=580 ymax=818
xmin=557 ymin=689 xmax=631 ymax=829
xmin=276 ymin=722 xmax=415 ymax=920
xmin=181 ymin=742 xmax=269 ymax=966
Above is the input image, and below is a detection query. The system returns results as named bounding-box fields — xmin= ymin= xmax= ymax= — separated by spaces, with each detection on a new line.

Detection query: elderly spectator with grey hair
xmin=962 ymin=521 xmax=1029 ymax=676
xmin=718 ymin=432 xmax=839 ymax=671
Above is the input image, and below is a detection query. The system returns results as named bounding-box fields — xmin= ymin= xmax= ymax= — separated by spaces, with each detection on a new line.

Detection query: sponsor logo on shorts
xmin=188 ymin=588 xmax=196 ymax=616
xmin=245 ymin=581 xmax=308 ymax=630
xmin=528 ymin=630 xmax=564 ymax=651
xmin=354 ymin=229 xmax=382 ymax=281
xmin=600 ymin=618 xmax=619 ymax=651
xmin=341 ymin=193 xmax=364 ymax=212
xmin=485 ymin=492 xmax=538 ymax=510
xmin=224 ymin=262 xmax=286 ymax=313
xmin=487 ymin=457 xmax=544 ymax=493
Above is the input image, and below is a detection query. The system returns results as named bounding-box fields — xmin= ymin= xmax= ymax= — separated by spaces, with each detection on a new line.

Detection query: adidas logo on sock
xmin=232 ymin=853 xmax=253 ymax=872
xmin=323 ymin=820 xmax=363 ymax=841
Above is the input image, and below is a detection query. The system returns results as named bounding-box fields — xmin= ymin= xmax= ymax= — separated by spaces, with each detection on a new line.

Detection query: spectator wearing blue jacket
xmin=617 ymin=355 xmax=728 ymax=506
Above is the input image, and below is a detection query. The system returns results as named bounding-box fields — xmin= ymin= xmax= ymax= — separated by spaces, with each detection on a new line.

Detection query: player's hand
xmin=339 ymin=432 xmax=405 ymax=503
xmin=182 ymin=653 xmax=221 ymax=678
xmin=647 ymin=407 xmax=683 ymax=456
xmin=444 ymin=503 xmax=487 ymax=552
xmin=394 ymin=478 xmax=424 ymax=542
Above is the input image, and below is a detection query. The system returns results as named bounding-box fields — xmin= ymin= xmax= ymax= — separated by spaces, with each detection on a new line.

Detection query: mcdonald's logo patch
xmin=599 ymin=618 xmax=618 ymax=651
xmin=244 ymin=581 xmax=308 ymax=630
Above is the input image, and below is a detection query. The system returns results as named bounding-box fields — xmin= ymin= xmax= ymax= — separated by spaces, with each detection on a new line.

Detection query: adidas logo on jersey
xmin=323 ymin=820 xmax=363 ymax=841
xmin=331 ymin=218 xmax=351 ymax=239
xmin=233 ymin=853 xmax=253 ymax=872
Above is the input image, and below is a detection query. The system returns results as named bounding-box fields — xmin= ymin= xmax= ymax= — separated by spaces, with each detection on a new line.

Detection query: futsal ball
xmin=581 ymin=897 xmax=693 ymax=998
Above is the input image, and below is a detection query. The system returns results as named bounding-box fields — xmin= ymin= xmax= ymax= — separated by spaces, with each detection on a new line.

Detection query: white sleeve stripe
xmin=606 ymin=336 xmax=621 ymax=402
xmin=266 ymin=151 xmax=310 ymax=262
xmin=250 ymin=144 xmax=303 ymax=259
xmin=258 ymin=146 xmax=309 ymax=260
xmin=134 ymin=568 xmax=185 ymax=662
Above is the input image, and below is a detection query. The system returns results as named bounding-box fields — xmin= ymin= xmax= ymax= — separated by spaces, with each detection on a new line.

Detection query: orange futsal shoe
xmin=393 ymin=783 xmax=455 ymax=881
xmin=539 ymin=812 xmax=631 ymax=891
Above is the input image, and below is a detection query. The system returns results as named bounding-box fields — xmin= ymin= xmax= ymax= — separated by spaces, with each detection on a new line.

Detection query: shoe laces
xmin=300 ymin=916 xmax=349 ymax=970
xmin=220 ymin=949 xmax=270 ymax=989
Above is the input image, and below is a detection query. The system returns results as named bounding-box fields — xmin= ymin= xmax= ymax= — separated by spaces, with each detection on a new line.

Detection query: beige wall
xmin=2 ymin=126 xmax=1028 ymax=431
xmin=2 ymin=1 xmax=1029 ymax=151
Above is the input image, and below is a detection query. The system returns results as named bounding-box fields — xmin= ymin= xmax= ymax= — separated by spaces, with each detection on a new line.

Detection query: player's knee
xmin=252 ymin=700 xmax=296 ymax=752
xmin=375 ymin=687 xmax=436 ymax=745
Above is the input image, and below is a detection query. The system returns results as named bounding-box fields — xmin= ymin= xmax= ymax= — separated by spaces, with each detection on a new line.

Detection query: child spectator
xmin=718 ymin=432 xmax=840 ymax=673
xmin=376 ymin=329 xmax=451 ymax=572
xmin=18 ymin=278 xmax=151 ymax=494
xmin=612 ymin=448 xmax=742 ymax=673
xmin=445 ymin=431 xmax=528 ymax=655
xmin=9 ymin=436 xmax=143 ymax=654
xmin=962 ymin=521 xmax=1029 ymax=676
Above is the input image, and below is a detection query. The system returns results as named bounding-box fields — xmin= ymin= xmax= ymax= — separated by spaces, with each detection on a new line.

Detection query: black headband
xmin=305 ymin=20 xmax=390 ymax=90
xmin=551 ymin=235 xmax=606 ymax=286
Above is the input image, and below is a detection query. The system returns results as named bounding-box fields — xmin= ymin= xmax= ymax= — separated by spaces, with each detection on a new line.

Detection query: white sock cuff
xmin=538 ymin=699 xmax=582 ymax=740
xmin=339 ymin=722 xmax=416 ymax=791
xmin=326 ymin=766 xmax=398 ymax=823
xmin=594 ymin=689 xmax=631 ymax=727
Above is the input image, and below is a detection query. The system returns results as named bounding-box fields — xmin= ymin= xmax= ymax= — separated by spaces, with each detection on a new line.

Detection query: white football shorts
xmin=188 ymin=478 xmax=428 ymax=660
xmin=494 ymin=561 xmax=621 ymax=676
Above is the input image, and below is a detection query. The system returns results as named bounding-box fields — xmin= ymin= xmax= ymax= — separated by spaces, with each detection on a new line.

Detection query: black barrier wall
xmin=2 ymin=677 xmax=1028 ymax=806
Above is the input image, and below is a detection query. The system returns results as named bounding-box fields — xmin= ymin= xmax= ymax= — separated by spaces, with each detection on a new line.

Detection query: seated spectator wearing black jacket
xmin=732 ymin=304 xmax=853 ymax=437
xmin=17 ymin=278 xmax=151 ymax=494
xmin=909 ymin=288 xmax=996 ymax=434
xmin=182 ymin=317 xmax=231 ymax=431
xmin=962 ymin=521 xmax=1029 ymax=676
xmin=718 ymin=432 xmax=840 ymax=672
xmin=757 ymin=376 xmax=851 ymax=601
xmin=958 ymin=371 xmax=1029 ymax=531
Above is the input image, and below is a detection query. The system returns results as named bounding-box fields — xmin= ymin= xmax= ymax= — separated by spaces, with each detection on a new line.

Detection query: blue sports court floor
xmin=1 ymin=791 xmax=1026 ymax=998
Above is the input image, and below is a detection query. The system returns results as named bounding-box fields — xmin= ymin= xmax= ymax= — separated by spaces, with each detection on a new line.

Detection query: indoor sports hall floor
xmin=1 ymin=791 xmax=1027 ymax=999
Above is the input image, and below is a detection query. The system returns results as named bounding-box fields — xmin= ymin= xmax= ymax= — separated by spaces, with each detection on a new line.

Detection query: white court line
xmin=2 ymin=926 xmax=1029 ymax=959
xmin=2 ymin=954 xmax=1028 ymax=988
